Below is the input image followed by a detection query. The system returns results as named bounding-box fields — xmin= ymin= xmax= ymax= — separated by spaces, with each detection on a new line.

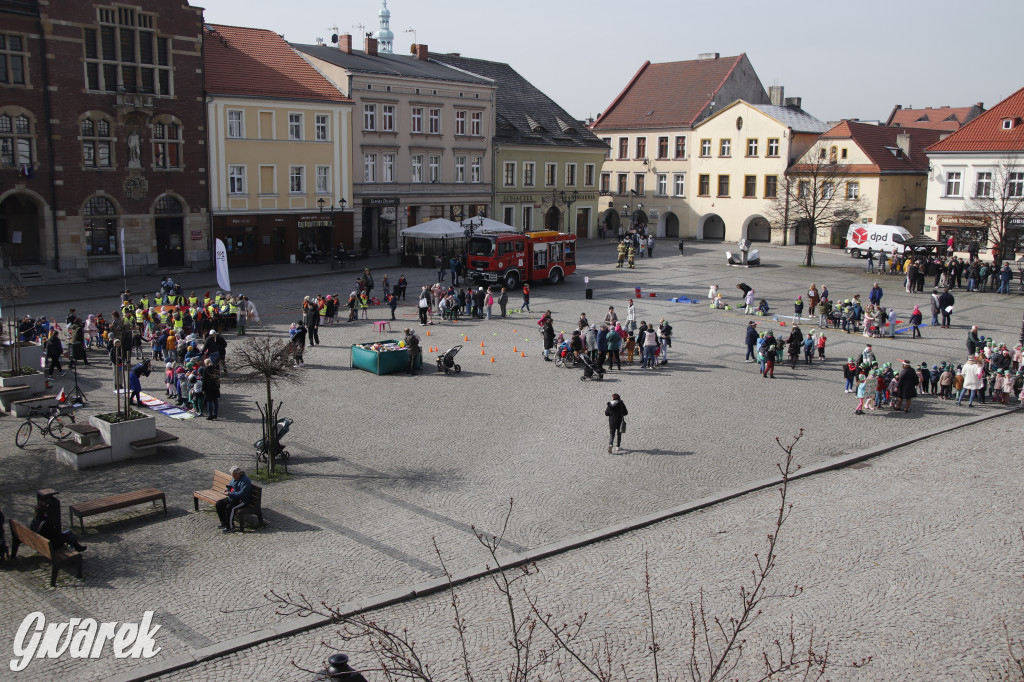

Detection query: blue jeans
xmin=642 ymin=346 xmax=655 ymax=367
xmin=997 ymin=281 xmax=1009 ymax=294
xmin=746 ymin=344 xmax=756 ymax=361
xmin=845 ymin=377 xmax=854 ymax=391
xmin=967 ymin=278 xmax=976 ymax=291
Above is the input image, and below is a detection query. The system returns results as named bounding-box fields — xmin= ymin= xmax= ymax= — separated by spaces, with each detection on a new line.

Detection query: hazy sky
xmin=197 ymin=0 xmax=1024 ymax=125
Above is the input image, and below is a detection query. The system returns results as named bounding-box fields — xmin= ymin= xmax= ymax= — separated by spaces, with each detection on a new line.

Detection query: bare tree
xmin=233 ymin=335 xmax=302 ymax=473
xmin=0 ymin=280 xmax=28 ymax=375
xmin=962 ymin=157 xmax=1024 ymax=267
xmin=269 ymin=431 xmax=871 ymax=680
xmin=770 ymin=149 xmax=868 ymax=266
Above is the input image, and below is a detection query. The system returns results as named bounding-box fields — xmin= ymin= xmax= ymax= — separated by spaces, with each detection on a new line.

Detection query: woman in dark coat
xmin=203 ymin=359 xmax=221 ymax=420
xmin=895 ymin=360 xmax=920 ymax=413
xmin=70 ymin=319 xmax=88 ymax=366
xmin=542 ymin=318 xmax=556 ymax=361
xmin=44 ymin=330 xmax=64 ymax=378
xmin=605 ymin=393 xmax=628 ymax=454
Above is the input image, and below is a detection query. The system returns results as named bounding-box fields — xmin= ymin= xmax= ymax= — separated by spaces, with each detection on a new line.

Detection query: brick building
xmin=0 ymin=0 xmax=208 ymax=281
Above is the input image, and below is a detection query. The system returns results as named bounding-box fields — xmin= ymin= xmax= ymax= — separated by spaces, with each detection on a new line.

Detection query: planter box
xmin=1 ymin=343 xmax=44 ymax=372
xmin=0 ymin=371 xmax=46 ymax=394
xmin=89 ymin=414 xmax=156 ymax=462
xmin=351 ymin=340 xmax=410 ymax=375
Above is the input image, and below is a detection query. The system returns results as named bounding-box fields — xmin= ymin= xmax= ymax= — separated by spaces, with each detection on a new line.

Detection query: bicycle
xmin=16 ymin=404 xmax=76 ymax=448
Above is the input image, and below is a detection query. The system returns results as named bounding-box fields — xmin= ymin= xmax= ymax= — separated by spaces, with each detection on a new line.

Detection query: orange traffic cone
xmin=426 ymin=330 xmax=431 ymax=336
xmin=490 ymin=356 xmax=495 ymax=362
xmin=513 ymin=329 xmax=518 ymax=333
xmin=480 ymin=341 xmax=485 ymax=347
xmin=464 ymin=335 xmax=468 ymax=341
xmin=481 ymin=348 xmax=485 ymax=355
xmin=513 ymin=346 xmax=518 ymax=353
xmin=520 ymin=351 xmax=525 ymax=357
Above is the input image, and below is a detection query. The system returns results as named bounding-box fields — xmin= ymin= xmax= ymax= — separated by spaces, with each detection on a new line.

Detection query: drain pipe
xmin=37 ymin=11 xmax=61 ymax=271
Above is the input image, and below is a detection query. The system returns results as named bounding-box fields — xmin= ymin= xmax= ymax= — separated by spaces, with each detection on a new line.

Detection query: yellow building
xmin=205 ymin=24 xmax=353 ymax=265
xmin=789 ymin=121 xmax=943 ymax=246
xmin=689 ymin=100 xmax=826 ymax=242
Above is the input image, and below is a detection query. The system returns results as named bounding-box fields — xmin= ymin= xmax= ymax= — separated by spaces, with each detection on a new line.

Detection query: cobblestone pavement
xmin=1 ymin=241 xmax=1021 ymax=680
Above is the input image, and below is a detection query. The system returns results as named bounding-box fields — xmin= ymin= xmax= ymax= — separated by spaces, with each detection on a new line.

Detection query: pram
xmin=577 ymin=353 xmax=606 ymax=381
xmin=436 ymin=345 xmax=462 ymax=374
xmin=254 ymin=417 xmax=292 ymax=463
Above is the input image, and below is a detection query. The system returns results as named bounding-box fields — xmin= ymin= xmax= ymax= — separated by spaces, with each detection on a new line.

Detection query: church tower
xmin=374 ymin=0 xmax=394 ymax=54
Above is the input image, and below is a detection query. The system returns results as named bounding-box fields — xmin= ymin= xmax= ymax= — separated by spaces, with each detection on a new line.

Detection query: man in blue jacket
xmin=216 ymin=467 xmax=252 ymax=532
xmin=744 ymin=320 xmax=759 ymax=363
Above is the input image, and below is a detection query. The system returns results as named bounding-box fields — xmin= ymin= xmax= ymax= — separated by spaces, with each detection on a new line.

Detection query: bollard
xmin=315 ymin=653 xmax=369 ymax=681
xmin=678 ymin=239 xmax=685 ymax=255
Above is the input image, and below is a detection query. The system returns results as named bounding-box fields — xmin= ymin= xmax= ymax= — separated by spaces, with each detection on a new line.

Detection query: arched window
xmin=83 ymin=196 xmax=118 ymax=255
xmin=0 ymin=112 xmax=32 ymax=169
xmin=829 ymin=145 xmax=838 ymax=162
xmin=152 ymin=119 xmax=181 ymax=169
xmin=81 ymin=116 xmax=114 ymax=168
xmin=154 ymin=195 xmax=183 ymax=214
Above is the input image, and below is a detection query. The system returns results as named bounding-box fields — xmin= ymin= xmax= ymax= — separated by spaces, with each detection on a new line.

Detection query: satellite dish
xmin=331 ymin=33 xmax=339 ymax=44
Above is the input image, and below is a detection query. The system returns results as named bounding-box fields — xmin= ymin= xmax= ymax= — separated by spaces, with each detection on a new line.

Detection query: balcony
xmin=115 ymin=93 xmax=155 ymax=112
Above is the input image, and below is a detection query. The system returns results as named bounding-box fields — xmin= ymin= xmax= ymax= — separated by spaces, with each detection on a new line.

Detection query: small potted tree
xmin=90 ymin=343 xmax=155 ymax=460
xmin=0 ymin=281 xmax=46 ymax=398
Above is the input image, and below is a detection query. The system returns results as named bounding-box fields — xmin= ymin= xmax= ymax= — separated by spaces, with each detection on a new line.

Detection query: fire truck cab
xmin=466 ymin=231 xmax=577 ymax=289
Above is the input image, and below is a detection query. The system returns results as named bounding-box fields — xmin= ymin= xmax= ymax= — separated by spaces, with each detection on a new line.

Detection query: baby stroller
xmin=436 ymin=345 xmax=462 ymax=374
xmin=254 ymin=417 xmax=292 ymax=463
xmin=577 ymin=353 xmax=606 ymax=381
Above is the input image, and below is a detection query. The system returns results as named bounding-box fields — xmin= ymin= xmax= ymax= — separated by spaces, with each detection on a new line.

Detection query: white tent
xmin=400 ymin=218 xmax=462 ymax=238
xmin=473 ymin=217 xmax=518 ymax=235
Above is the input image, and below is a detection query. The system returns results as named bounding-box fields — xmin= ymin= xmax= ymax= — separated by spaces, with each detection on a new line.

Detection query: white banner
xmin=214 ymin=238 xmax=231 ymax=293
xmin=120 ymin=228 xmax=126 ymax=277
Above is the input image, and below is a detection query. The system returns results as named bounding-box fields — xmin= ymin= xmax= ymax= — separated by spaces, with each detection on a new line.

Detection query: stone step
xmin=55 ymin=442 xmax=112 ymax=470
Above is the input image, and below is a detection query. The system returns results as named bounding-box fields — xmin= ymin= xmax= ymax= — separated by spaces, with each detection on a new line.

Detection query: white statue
xmin=128 ymin=130 xmax=141 ymax=168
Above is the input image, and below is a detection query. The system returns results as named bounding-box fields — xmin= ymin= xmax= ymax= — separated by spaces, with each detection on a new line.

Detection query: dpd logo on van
xmin=850 ymin=227 xmax=869 ymax=245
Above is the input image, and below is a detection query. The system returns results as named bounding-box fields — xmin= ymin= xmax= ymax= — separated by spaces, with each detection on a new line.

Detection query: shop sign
xmin=191 ymin=230 xmax=202 ymax=240
xmin=366 ymin=197 xmax=399 ymax=206
xmin=500 ymin=195 xmax=536 ymax=203
xmin=226 ymin=216 xmax=255 ymax=226
xmin=297 ymin=216 xmax=333 ymax=228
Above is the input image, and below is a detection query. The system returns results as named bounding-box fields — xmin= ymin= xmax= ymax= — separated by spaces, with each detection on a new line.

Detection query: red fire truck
xmin=465 ymin=231 xmax=577 ymax=289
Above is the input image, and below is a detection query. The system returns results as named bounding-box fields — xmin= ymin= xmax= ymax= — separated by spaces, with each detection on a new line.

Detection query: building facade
xmin=204 ymin=24 xmax=353 ymax=266
xmin=430 ymin=53 xmax=608 ymax=237
xmin=688 ymin=99 xmax=826 ymax=243
xmin=924 ymin=86 xmax=1024 ymax=259
xmin=294 ymin=36 xmax=495 ymax=255
xmin=0 ymin=0 xmax=208 ymax=280
xmin=790 ymin=121 xmax=941 ymax=245
xmin=589 ymin=53 xmax=770 ymax=239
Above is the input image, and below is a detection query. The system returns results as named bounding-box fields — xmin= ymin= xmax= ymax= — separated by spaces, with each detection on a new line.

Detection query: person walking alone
xmin=605 ymin=393 xmax=628 ymax=454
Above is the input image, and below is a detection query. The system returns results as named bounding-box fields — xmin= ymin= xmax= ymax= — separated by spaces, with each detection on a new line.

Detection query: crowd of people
xmin=864 ymin=247 xmax=1021 ymax=296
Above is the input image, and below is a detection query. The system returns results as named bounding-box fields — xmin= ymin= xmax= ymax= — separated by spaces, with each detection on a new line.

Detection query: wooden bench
xmin=8 ymin=519 xmax=83 ymax=587
xmin=193 ymin=470 xmax=264 ymax=531
xmin=130 ymin=429 xmax=179 ymax=453
xmin=69 ymin=488 xmax=166 ymax=532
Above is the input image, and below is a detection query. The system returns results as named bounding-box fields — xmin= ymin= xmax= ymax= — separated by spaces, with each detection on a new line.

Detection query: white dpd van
xmin=844 ymin=223 xmax=913 ymax=258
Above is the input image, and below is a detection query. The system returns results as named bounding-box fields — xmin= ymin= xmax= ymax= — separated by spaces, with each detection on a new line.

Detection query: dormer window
xmin=1002 ymin=117 xmax=1017 ymax=130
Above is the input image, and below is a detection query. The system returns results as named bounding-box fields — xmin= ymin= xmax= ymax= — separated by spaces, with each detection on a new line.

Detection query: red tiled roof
xmin=204 ymin=24 xmax=351 ymax=103
xmin=885 ymin=104 xmax=981 ymax=132
xmin=926 ymin=85 xmax=1024 ymax=153
xmin=805 ymin=121 xmax=942 ymax=173
xmin=590 ymin=54 xmax=759 ymax=130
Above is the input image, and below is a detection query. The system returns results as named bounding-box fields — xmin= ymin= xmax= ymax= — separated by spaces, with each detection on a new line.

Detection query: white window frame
xmin=363 ymin=104 xmax=376 ymax=131
xmin=383 ymin=153 xmax=395 ymax=183
xmin=315 ymin=114 xmax=329 ymax=141
xmin=411 ymin=154 xmax=423 ymax=183
xmin=945 ymin=171 xmax=962 ymax=197
xmin=584 ymin=163 xmax=595 ymax=187
xmin=1007 ymin=171 xmax=1024 ymax=198
xmin=673 ymin=173 xmax=685 ymax=197
xmin=846 ymin=181 xmax=859 ymax=200
xmin=428 ymin=108 xmax=441 ymax=135
xmin=720 ymin=139 xmax=731 ymax=157
xmin=455 ymin=155 xmax=466 ymax=183
xmin=821 ymin=181 xmax=834 ymax=199
xmin=767 ymin=138 xmax=780 ymax=157
xmin=228 ymin=164 xmax=246 ymax=194
xmin=315 ymin=165 xmax=330 ymax=194
xmin=288 ymin=113 xmax=303 ymax=141
xmin=364 ymin=154 xmax=376 ymax=183
xmin=382 ymin=105 xmax=395 ymax=132
xmin=411 ymin=107 xmax=423 ymax=134
xmin=503 ymin=161 xmax=516 ymax=188
xmin=523 ymin=161 xmax=535 ymax=187
xmin=289 ymin=165 xmax=304 ymax=193
xmin=700 ymin=139 xmax=711 ymax=157
xmin=227 ymin=110 xmax=243 ymax=139
xmin=428 ymin=154 xmax=440 ymax=183
xmin=746 ymin=138 xmax=758 ymax=156
xmin=565 ymin=163 xmax=577 ymax=187
xmin=471 ymin=156 xmax=481 ymax=183
xmin=656 ymin=173 xmax=667 ymax=196
xmin=455 ymin=110 xmax=467 ymax=136
xmin=470 ymin=111 xmax=481 ymax=136
xmin=975 ymin=171 xmax=993 ymax=198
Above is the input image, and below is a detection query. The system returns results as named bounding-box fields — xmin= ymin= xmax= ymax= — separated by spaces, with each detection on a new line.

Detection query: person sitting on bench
xmin=216 ymin=467 xmax=252 ymax=533
xmin=30 ymin=491 xmax=86 ymax=552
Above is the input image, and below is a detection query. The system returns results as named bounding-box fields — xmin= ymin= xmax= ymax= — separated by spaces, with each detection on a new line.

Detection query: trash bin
xmin=289 ymin=254 xmax=296 ymax=264
xmin=585 ymin=288 xmax=593 ymax=299
xmin=678 ymin=240 xmax=685 ymax=255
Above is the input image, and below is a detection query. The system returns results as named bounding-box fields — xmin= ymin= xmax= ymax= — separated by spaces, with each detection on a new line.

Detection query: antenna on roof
xmin=352 ymin=23 xmax=366 ymax=35
xmin=404 ymin=28 xmax=417 ymax=45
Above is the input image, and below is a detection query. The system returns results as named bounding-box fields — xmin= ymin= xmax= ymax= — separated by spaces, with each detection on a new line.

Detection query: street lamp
xmin=559 ymin=189 xmax=578 ymax=235
xmin=317 ymin=197 xmax=349 ymax=268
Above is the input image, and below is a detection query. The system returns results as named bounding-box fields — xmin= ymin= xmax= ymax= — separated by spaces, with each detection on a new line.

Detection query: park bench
xmin=8 ymin=519 xmax=83 ymax=587
xmin=69 ymin=488 xmax=166 ymax=532
xmin=193 ymin=470 xmax=264 ymax=531
xmin=130 ymin=429 xmax=179 ymax=456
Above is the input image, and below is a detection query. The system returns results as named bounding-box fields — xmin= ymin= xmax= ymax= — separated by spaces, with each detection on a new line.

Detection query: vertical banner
xmin=120 ymin=228 xmax=126 ymax=276
xmin=215 ymin=238 xmax=231 ymax=293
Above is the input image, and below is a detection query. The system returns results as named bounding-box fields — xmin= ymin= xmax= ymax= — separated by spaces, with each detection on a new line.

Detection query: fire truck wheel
xmin=504 ymin=271 xmax=520 ymax=289
xmin=548 ymin=268 xmax=563 ymax=285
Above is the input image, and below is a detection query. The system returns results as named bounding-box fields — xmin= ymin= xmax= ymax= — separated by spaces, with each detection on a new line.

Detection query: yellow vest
xmin=203 ymin=297 xmax=211 ymax=307
xmin=319 ymin=304 xmax=327 ymax=316
xmin=228 ymin=304 xmax=238 ymax=315
xmin=189 ymin=296 xmax=198 ymax=306
xmin=173 ymin=317 xmax=184 ymax=329
xmin=139 ymin=296 xmax=149 ymax=308
xmin=154 ymin=295 xmax=164 ymax=305
xmin=135 ymin=309 xmax=144 ymax=324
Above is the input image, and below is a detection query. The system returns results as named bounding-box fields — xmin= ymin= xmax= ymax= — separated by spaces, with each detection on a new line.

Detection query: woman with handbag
xmin=605 ymin=393 xmax=629 ymax=454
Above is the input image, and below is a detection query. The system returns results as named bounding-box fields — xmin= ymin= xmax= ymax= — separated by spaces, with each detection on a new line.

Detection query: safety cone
xmin=490 ymin=356 xmax=495 ymax=362
xmin=426 ymin=330 xmax=430 ymax=336
xmin=464 ymin=335 xmax=469 ymax=341
xmin=513 ymin=346 xmax=518 ymax=353
xmin=513 ymin=329 xmax=518 ymax=333
xmin=480 ymin=341 xmax=485 ymax=347
xmin=481 ymin=348 xmax=486 ymax=355
xmin=520 ymin=351 xmax=525 ymax=357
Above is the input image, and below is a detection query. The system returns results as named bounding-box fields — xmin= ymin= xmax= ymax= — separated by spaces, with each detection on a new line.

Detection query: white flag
xmin=120 ymin=228 xmax=126 ymax=276
xmin=214 ymin=238 xmax=231 ymax=293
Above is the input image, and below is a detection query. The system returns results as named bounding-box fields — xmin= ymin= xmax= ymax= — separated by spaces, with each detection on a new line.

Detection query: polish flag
xmin=57 ymin=388 xmax=67 ymax=403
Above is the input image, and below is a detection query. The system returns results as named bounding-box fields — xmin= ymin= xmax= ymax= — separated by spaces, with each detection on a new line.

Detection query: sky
xmin=197 ymin=0 xmax=1024 ymax=125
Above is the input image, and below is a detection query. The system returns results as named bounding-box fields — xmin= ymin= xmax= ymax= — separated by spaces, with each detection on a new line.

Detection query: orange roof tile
xmin=204 ymin=24 xmax=351 ymax=103
xmin=885 ymin=104 xmax=983 ymax=132
xmin=806 ymin=121 xmax=942 ymax=173
xmin=590 ymin=54 xmax=766 ymax=131
xmin=926 ymin=85 xmax=1024 ymax=153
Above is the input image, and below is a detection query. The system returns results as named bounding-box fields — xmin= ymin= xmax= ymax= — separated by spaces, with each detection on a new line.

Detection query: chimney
xmin=697 ymin=52 xmax=720 ymax=61
xmin=783 ymin=96 xmax=802 ymax=110
xmin=365 ymin=35 xmax=378 ymax=56
xmin=338 ymin=33 xmax=352 ymax=54
xmin=896 ymin=132 xmax=911 ymax=157
xmin=769 ymin=85 xmax=785 ymax=106
xmin=411 ymin=43 xmax=428 ymax=61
